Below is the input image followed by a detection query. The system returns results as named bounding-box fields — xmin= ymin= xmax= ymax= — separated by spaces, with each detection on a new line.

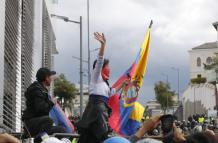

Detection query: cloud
xmin=48 ymin=0 xmax=218 ymax=105
xmin=132 ymin=0 xmax=218 ymax=42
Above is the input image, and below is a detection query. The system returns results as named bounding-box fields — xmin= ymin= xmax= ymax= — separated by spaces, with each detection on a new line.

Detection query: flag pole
xmin=149 ymin=20 xmax=153 ymax=28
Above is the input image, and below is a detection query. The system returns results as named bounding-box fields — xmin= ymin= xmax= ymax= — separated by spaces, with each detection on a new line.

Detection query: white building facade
xmin=182 ymin=41 xmax=218 ymax=120
xmin=145 ymin=100 xmax=163 ymax=117
xmin=189 ymin=42 xmax=217 ymax=81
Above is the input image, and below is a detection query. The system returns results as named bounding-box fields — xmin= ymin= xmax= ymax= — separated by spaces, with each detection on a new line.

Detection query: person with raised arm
xmin=77 ymin=32 xmax=137 ymax=143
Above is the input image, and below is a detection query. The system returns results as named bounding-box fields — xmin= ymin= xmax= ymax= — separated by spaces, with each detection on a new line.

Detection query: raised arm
xmin=135 ymin=116 xmax=161 ymax=139
xmin=128 ymin=116 xmax=161 ymax=143
xmin=93 ymin=32 xmax=106 ymax=82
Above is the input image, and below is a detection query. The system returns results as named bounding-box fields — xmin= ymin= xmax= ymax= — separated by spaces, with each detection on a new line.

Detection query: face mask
xmin=101 ymin=65 xmax=110 ymax=81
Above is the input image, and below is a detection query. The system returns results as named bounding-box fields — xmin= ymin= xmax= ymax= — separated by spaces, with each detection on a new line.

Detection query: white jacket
xmin=89 ymin=55 xmax=115 ymax=98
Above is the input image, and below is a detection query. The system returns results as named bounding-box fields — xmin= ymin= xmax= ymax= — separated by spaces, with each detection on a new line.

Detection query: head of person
xmin=193 ymin=125 xmax=202 ymax=133
xmin=103 ymin=137 xmax=131 ymax=143
xmin=36 ymin=67 xmax=56 ymax=87
xmin=93 ymin=59 xmax=110 ymax=81
xmin=185 ymin=132 xmax=216 ymax=143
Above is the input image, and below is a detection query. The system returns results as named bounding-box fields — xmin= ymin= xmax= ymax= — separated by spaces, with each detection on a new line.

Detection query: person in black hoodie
xmin=22 ymin=68 xmax=66 ymax=139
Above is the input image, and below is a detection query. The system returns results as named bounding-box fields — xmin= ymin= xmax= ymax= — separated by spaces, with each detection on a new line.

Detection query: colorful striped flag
xmin=49 ymin=104 xmax=75 ymax=133
xmin=108 ymin=21 xmax=152 ymax=136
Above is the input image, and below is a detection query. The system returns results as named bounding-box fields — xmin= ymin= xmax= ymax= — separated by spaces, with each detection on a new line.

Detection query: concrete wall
xmin=182 ymin=83 xmax=216 ymax=120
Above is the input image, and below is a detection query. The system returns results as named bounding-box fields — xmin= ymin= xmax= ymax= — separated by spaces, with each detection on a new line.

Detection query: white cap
xmin=41 ymin=137 xmax=65 ymax=143
xmin=61 ymin=138 xmax=72 ymax=143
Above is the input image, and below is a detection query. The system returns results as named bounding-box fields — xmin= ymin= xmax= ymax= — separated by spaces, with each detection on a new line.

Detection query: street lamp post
xmin=79 ymin=16 xmax=83 ymax=116
xmin=172 ymin=67 xmax=180 ymax=102
xmin=162 ymin=73 xmax=169 ymax=113
xmin=51 ymin=14 xmax=84 ymax=116
xmin=87 ymin=0 xmax=91 ymax=89
xmin=162 ymin=73 xmax=169 ymax=84
xmin=194 ymin=86 xmax=196 ymax=114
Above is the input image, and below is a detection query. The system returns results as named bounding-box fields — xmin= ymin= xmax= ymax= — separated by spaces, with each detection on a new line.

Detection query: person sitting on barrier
xmin=22 ymin=68 xmax=67 ymax=141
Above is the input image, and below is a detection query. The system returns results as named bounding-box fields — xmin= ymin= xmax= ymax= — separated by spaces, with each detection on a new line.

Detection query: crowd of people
xmin=144 ymin=114 xmax=218 ymax=137
xmin=103 ymin=115 xmax=218 ymax=143
xmin=0 ymin=32 xmax=218 ymax=143
xmin=1 ymin=115 xmax=218 ymax=143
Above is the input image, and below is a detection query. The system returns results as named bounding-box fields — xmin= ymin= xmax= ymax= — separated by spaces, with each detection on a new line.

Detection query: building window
xmin=197 ymin=57 xmax=201 ymax=67
xmin=206 ymin=57 xmax=212 ymax=64
xmin=197 ymin=74 xmax=202 ymax=78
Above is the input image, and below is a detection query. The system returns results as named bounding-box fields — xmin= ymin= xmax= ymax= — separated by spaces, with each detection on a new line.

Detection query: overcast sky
xmin=48 ymin=0 xmax=218 ymax=105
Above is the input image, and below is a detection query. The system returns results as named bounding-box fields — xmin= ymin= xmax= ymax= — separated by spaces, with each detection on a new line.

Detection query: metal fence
xmin=42 ymin=0 xmax=57 ymax=69
xmin=3 ymin=0 xmax=21 ymax=132
xmin=21 ymin=0 xmax=34 ymax=113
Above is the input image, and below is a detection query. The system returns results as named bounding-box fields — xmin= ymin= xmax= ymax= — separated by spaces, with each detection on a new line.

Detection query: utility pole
xmin=51 ymin=14 xmax=84 ymax=116
xmin=162 ymin=73 xmax=169 ymax=114
xmin=172 ymin=67 xmax=180 ymax=102
xmin=194 ymin=86 xmax=196 ymax=114
xmin=87 ymin=0 xmax=91 ymax=89
xmin=79 ymin=16 xmax=83 ymax=116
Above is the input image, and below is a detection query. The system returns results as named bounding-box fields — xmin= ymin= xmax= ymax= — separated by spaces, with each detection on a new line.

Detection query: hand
xmin=204 ymin=129 xmax=216 ymax=143
xmin=0 ymin=133 xmax=21 ymax=143
xmin=205 ymin=129 xmax=215 ymax=136
xmin=173 ymin=124 xmax=186 ymax=142
xmin=122 ymin=79 xmax=138 ymax=87
xmin=132 ymin=80 xmax=139 ymax=86
xmin=123 ymin=78 xmax=131 ymax=86
xmin=52 ymin=98 xmax=57 ymax=105
xmin=150 ymin=115 xmax=161 ymax=130
xmin=94 ymin=32 xmax=106 ymax=45
xmin=135 ymin=115 xmax=161 ymax=139
xmin=132 ymin=80 xmax=140 ymax=92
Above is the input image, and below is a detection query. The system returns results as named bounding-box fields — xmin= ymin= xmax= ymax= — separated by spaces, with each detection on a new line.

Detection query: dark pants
xmin=77 ymin=97 xmax=111 ymax=143
xmin=24 ymin=116 xmax=66 ymax=137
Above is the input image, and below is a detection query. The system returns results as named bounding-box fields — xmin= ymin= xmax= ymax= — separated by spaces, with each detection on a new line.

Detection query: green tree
xmin=154 ymin=81 xmax=175 ymax=114
xmin=204 ymin=54 xmax=218 ymax=82
xmin=190 ymin=76 xmax=207 ymax=84
xmin=54 ymin=74 xmax=78 ymax=109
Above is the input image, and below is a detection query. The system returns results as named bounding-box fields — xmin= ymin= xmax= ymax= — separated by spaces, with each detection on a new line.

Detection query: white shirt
xmin=89 ymin=55 xmax=115 ymax=98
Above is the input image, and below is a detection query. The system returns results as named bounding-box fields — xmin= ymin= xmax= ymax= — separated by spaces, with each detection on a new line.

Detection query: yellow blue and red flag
xmin=108 ymin=21 xmax=152 ymax=136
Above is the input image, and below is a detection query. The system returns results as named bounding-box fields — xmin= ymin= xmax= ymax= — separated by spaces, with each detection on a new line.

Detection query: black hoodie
xmin=22 ymin=81 xmax=54 ymax=120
